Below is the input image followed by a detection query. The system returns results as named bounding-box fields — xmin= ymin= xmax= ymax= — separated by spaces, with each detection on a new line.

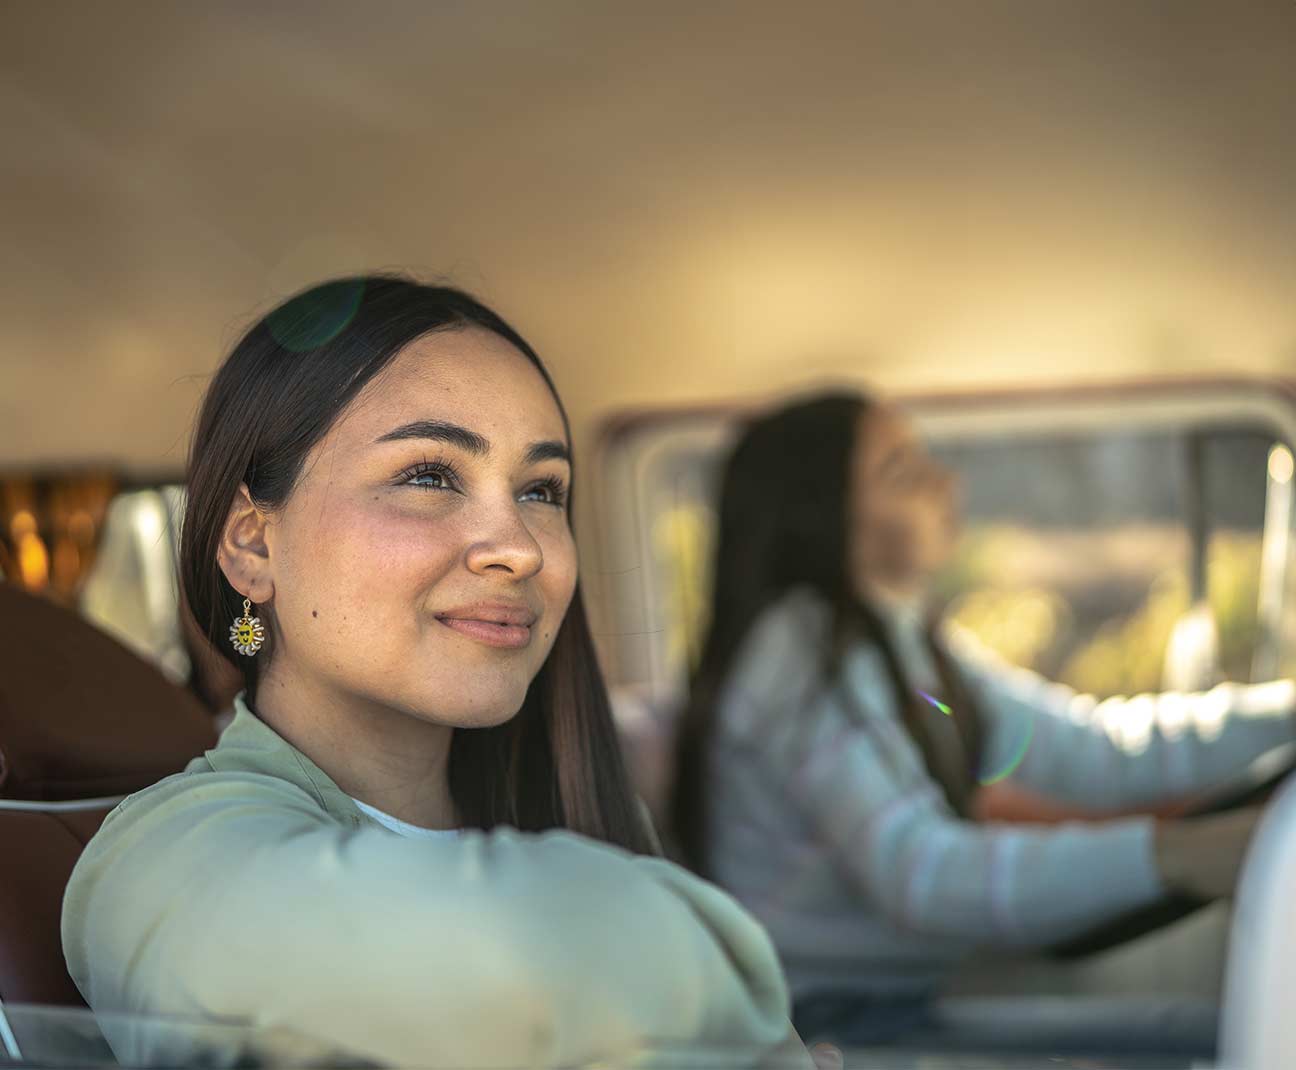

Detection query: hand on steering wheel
xmin=1050 ymin=741 xmax=1296 ymax=958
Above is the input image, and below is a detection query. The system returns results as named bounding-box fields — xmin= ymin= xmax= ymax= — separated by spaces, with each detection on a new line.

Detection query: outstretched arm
xmin=950 ymin=625 xmax=1296 ymax=810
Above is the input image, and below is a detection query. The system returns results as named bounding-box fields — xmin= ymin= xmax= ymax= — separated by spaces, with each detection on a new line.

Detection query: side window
xmin=0 ymin=477 xmax=190 ymax=680
xmin=643 ymin=443 xmax=725 ymax=682
xmin=597 ymin=397 xmax=1296 ymax=703
xmin=80 ymin=486 xmax=190 ymax=681
xmin=929 ymin=428 xmax=1295 ymax=698
xmin=597 ymin=421 xmax=731 ymax=698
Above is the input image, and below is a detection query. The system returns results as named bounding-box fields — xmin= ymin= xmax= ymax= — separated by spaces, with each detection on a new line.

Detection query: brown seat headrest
xmin=0 ymin=581 xmax=217 ymax=800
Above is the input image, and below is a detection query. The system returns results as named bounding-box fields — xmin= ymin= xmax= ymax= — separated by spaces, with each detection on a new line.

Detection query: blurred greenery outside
xmin=653 ymin=505 xmax=1286 ymax=698
xmin=653 ymin=503 xmax=715 ymax=676
xmin=934 ymin=525 xmax=1269 ymax=695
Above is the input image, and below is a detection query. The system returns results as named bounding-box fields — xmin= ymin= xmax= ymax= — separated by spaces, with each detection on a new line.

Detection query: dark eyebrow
xmin=525 ymin=440 xmax=571 ymax=466
xmin=375 ymin=420 xmax=489 ymax=455
xmin=375 ymin=419 xmax=570 ymax=467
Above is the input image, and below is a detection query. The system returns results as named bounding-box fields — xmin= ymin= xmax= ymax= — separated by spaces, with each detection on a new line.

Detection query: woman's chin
xmin=404 ymin=692 xmax=527 ymax=731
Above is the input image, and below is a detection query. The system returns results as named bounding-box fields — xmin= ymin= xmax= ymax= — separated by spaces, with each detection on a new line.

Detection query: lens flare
xmin=267 ymin=278 xmax=366 ymax=352
xmin=918 ymin=690 xmax=952 ymax=716
xmin=978 ymin=717 xmax=1035 ymax=785
xmin=919 ymin=690 xmax=1034 ymax=784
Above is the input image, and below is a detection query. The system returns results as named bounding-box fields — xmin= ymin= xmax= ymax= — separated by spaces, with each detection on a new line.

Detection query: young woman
xmin=61 ymin=276 xmax=800 ymax=1069
xmin=670 ymin=390 xmax=1294 ymax=1050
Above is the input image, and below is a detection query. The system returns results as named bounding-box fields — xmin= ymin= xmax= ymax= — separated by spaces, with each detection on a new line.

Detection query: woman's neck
xmin=251 ymin=662 xmax=459 ymax=831
xmin=860 ymin=575 xmax=929 ymax=619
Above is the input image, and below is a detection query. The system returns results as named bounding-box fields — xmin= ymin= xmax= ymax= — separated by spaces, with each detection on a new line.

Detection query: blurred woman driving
xmin=670 ymin=389 xmax=1293 ymax=1049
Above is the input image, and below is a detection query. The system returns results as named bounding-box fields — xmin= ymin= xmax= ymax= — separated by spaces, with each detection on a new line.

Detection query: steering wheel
xmin=1048 ymin=740 xmax=1296 ymax=959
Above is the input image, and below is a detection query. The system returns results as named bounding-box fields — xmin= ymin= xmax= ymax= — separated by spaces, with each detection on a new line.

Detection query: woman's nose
xmin=916 ymin=458 xmax=955 ymax=493
xmin=463 ymin=501 xmax=545 ymax=578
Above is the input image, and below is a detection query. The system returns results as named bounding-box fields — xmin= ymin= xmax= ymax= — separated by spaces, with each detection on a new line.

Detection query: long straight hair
xmin=180 ymin=274 xmax=652 ymax=853
xmin=669 ymin=391 xmax=982 ymax=874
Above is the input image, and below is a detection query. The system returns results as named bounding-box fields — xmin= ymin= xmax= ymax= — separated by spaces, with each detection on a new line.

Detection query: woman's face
xmin=848 ymin=404 xmax=960 ymax=598
xmin=251 ymin=326 xmax=577 ymax=728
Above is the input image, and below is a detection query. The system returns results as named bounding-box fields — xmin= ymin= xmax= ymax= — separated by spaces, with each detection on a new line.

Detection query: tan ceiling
xmin=2 ymin=1 xmax=1295 ymax=477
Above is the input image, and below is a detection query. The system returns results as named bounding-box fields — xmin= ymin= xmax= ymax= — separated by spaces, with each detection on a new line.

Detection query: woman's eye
xmin=520 ymin=479 xmax=568 ymax=507
xmin=402 ymin=462 xmax=460 ymax=492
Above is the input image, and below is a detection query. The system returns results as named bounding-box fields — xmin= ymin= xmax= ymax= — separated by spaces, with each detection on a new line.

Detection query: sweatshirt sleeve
xmin=62 ymin=770 xmax=792 ymax=1069
xmin=946 ymin=624 xmax=1296 ymax=808
xmin=722 ymin=591 xmax=1166 ymax=948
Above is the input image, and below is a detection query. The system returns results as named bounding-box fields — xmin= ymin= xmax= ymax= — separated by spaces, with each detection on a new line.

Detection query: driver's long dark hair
xmin=669 ymin=391 xmax=982 ymax=875
xmin=180 ymin=274 xmax=652 ymax=853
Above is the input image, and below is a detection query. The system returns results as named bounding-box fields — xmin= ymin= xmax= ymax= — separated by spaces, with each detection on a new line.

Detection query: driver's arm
xmin=62 ymin=770 xmax=792 ymax=1069
xmin=721 ymin=588 xmax=1169 ymax=947
xmin=729 ymin=667 xmax=1167 ymax=947
xmin=948 ymin=624 xmax=1296 ymax=810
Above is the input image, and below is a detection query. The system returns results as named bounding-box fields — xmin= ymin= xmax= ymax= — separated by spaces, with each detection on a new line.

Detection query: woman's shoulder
xmin=95 ymin=695 xmax=325 ymax=828
xmin=720 ymin=586 xmax=834 ymax=711
xmin=736 ymin=590 xmax=917 ymax=718
xmin=90 ymin=759 xmax=336 ymax=855
xmin=745 ymin=585 xmax=834 ymax=652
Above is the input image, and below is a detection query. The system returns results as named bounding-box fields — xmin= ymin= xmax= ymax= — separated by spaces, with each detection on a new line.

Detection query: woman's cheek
xmin=318 ymin=500 xmax=453 ymax=604
xmin=548 ymin=532 xmax=579 ymax=602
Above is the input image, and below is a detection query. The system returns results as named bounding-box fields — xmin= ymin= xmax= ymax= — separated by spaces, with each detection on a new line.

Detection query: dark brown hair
xmin=180 ymin=274 xmax=652 ymax=852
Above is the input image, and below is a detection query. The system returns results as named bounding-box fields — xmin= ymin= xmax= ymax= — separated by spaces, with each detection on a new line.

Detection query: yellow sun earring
xmin=229 ymin=598 xmax=265 ymax=657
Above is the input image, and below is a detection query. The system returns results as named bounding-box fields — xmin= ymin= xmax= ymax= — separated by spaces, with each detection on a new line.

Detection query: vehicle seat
xmin=0 ymin=580 xmax=218 ymax=1005
xmin=1220 ymin=775 xmax=1296 ymax=1069
xmin=608 ymin=684 xmax=684 ymax=836
xmin=0 ymin=800 xmax=117 ymax=1006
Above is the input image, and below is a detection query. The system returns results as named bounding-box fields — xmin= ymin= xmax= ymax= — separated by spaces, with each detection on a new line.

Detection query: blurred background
xmin=1 ymin=0 xmax=1294 ymax=718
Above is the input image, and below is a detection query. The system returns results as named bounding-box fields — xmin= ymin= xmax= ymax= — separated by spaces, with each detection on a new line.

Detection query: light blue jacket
xmin=707 ymin=587 xmax=1296 ymax=1000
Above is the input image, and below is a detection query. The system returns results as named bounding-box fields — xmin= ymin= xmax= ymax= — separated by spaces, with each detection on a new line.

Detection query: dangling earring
xmin=229 ymin=598 xmax=265 ymax=657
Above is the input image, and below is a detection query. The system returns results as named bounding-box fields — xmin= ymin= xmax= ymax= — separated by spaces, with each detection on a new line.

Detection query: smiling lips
xmin=434 ymin=603 xmax=537 ymax=649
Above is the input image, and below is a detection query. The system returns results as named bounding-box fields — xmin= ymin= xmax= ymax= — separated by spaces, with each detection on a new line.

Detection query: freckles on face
xmin=287 ymin=481 xmax=457 ymax=636
xmin=264 ymin=326 xmax=578 ymax=726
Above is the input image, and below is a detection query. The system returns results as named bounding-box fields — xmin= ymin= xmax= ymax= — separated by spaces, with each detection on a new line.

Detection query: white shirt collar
xmin=349 ymin=796 xmax=461 ymax=839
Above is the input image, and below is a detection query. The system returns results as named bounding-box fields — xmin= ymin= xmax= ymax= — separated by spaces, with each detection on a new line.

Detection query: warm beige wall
xmin=3 ymin=2 xmax=1294 ymax=609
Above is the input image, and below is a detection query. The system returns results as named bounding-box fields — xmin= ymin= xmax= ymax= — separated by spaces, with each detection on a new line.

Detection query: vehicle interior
xmin=3 ymin=3 xmax=1295 ymax=1068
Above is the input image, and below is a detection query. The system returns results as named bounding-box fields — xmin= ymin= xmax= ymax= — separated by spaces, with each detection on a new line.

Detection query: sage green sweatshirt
xmin=62 ymin=696 xmax=794 ymax=1068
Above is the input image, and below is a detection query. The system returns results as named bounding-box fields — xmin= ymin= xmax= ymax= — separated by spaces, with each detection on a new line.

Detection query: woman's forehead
xmin=341 ymin=327 xmax=567 ymax=445
xmin=861 ymin=404 xmax=915 ymax=452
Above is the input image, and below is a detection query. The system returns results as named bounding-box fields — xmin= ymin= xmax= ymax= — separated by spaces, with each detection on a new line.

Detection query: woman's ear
xmin=217 ymin=484 xmax=275 ymax=604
